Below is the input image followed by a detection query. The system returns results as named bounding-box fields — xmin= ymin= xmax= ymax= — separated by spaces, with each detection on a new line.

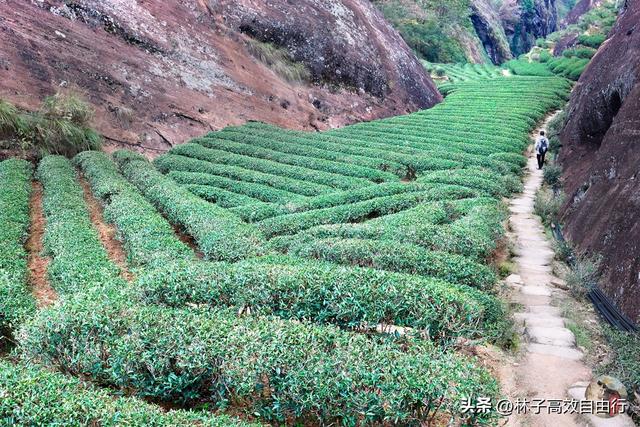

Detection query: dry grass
xmin=246 ymin=39 xmax=311 ymax=83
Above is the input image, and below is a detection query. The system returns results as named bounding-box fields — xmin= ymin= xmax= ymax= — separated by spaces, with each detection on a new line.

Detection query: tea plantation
xmin=1 ymin=76 xmax=571 ymax=425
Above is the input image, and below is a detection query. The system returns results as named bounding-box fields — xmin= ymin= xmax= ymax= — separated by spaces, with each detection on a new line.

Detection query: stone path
xmin=503 ymin=122 xmax=635 ymax=427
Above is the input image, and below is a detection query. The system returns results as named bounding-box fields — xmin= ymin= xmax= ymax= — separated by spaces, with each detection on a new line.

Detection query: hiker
xmin=535 ymin=130 xmax=549 ymax=170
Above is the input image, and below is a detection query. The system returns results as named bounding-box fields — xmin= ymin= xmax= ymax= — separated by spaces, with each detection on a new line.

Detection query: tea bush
xmin=0 ymin=159 xmax=36 ymax=334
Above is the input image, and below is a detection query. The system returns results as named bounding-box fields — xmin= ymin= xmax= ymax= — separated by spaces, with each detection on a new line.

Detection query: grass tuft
xmin=246 ymin=39 xmax=310 ymax=83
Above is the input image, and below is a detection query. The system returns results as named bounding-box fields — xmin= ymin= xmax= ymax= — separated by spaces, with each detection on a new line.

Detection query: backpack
xmin=540 ymin=138 xmax=548 ymax=154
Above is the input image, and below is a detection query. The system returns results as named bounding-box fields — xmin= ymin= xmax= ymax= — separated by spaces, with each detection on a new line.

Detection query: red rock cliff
xmin=0 ymin=0 xmax=441 ymax=153
xmin=559 ymin=0 xmax=640 ymax=323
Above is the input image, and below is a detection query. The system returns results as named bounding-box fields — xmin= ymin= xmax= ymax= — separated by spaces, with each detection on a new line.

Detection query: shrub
xmin=539 ymin=50 xmax=552 ymax=63
xmin=418 ymin=168 xmax=512 ymax=197
xmin=534 ymin=188 xmax=564 ymax=226
xmin=40 ymin=92 xmax=94 ymax=126
xmin=136 ymin=260 xmax=499 ymax=340
xmin=115 ymin=150 xmax=266 ymax=262
xmin=599 ymin=328 xmax=640 ymax=398
xmin=506 ymin=59 xmax=555 ymax=77
xmin=1 ymin=94 xmax=101 ymax=157
xmin=543 ymin=163 xmax=563 ymax=187
xmin=563 ymin=47 xmax=596 ymax=59
xmin=20 ymin=292 xmax=499 ymax=425
xmin=168 ymin=170 xmax=304 ymax=204
xmin=170 ymin=142 xmax=371 ymax=190
xmin=194 ymin=136 xmax=399 ymax=183
xmin=246 ymin=39 xmax=310 ymax=83
xmin=284 ymin=201 xmax=505 ymax=262
xmin=73 ymin=151 xmax=195 ymax=268
xmin=0 ymin=360 xmax=253 ymax=426
xmin=565 ymin=253 xmax=601 ymax=298
xmin=0 ymin=100 xmax=26 ymax=137
xmin=578 ymin=33 xmax=607 ymax=48
xmin=154 ymin=154 xmax=328 ymax=197
xmin=257 ymin=185 xmax=477 ymax=238
xmin=37 ymin=155 xmax=123 ymax=294
xmin=279 ymin=237 xmax=497 ymax=289
xmin=0 ymin=159 xmax=36 ymax=335
xmin=183 ymin=184 xmax=258 ymax=208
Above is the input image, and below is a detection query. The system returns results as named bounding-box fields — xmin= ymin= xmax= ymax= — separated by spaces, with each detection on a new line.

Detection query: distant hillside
xmin=373 ymin=0 xmax=561 ymax=64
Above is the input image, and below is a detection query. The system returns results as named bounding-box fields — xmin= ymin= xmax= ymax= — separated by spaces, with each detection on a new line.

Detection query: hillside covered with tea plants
xmin=0 ymin=74 xmax=572 ymax=425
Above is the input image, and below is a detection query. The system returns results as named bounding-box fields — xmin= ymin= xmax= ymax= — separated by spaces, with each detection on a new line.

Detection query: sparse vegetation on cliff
xmin=0 ymin=93 xmax=101 ymax=158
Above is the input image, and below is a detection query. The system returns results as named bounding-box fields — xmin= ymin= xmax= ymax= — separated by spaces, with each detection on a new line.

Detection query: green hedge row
xmin=257 ymin=185 xmax=478 ymax=238
xmin=418 ymin=168 xmax=517 ymax=197
xmin=73 ymin=151 xmax=195 ymax=268
xmin=0 ymin=159 xmax=36 ymax=334
xmin=36 ymin=155 xmax=123 ymax=294
xmin=154 ymin=154 xmax=328 ymax=197
xmin=195 ymin=136 xmax=399 ymax=183
xmin=283 ymin=200 xmax=505 ymax=261
xmin=217 ymin=125 xmax=409 ymax=176
xmin=169 ymin=170 xmax=305 ymax=204
xmin=319 ymin=130 xmax=518 ymax=175
xmin=171 ymin=143 xmax=370 ymax=191
xmin=182 ymin=184 xmax=259 ymax=207
xmin=20 ymin=291 xmax=499 ymax=425
xmin=0 ymin=360 xmax=253 ymax=426
xmin=278 ymin=237 xmax=497 ymax=289
xmin=136 ymin=260 xmax=494 ymax=340
xmin=114 ymin=151 xmax=266 ymax=262
xmin=240 ymin=122 xmax=517 ymax=163
xmin=239 ymin=182 xmax=431 ymax=222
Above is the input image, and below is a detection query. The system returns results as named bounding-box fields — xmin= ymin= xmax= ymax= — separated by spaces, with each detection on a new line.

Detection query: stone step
xmin=513 ymin=292 xmax=552 ymax=307
xmin=528 ymin=343 xmax=584 ymax=360
xmin=526 ymin=326 xmax=576 ymax=347
xmin=519 ymin=272 xmax=556 ymax=286
xmin=527 ymin=305 xmax=562 ymax=316
xmin=520 ymin=285 xmax=553 ymax=296
xmin=515 ymin=312 xmax=565 ymax=327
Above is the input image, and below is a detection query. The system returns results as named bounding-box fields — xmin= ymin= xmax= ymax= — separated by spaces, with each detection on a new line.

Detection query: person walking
xmin=535 ymin=130 xmax=549 ymax=170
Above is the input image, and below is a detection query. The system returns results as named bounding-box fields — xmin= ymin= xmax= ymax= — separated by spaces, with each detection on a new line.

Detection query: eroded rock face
xmin=559 ymin=1 xmax=640 ymax=322
xmin=507 ymin=0 xmax=559 ymax=56
xmin=563 ymin=0 xmax=603 ymax=26
xmin=471 ymin=0 xmax=513 ymax=64
xmin=0 ymin=0 xmax=440 ymax=152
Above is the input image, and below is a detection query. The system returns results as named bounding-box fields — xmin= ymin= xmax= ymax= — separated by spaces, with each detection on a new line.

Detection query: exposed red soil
xmin=26 ymin=182 xmax=57 ymax=308
xmin=171 ymin=224 xmax=204 ymax=260
xmin=79 ymin=176 xmax=134 ymax=282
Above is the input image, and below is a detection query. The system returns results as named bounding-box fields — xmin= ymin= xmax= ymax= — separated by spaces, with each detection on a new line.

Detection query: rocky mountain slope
xmin=0 ymin=0 xmax=440 ymax=153
xmin=562 ymin=0 xmax=603 ymax=25
xmin=559 ymin=0 xmax=639 ymax=322
xmin=506 ymin=0 xmax=559 ymax=55
xmin=374 ymin=0 xmax=559 ymax=64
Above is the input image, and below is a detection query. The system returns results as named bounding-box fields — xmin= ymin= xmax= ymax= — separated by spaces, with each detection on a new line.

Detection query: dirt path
xmin=26 ymin=182 xmax=57 ymax=307
xmin=79 ymin=176 xmax=135 ymax=282
xmin=501 ymin=118 xmax=635 ymax=427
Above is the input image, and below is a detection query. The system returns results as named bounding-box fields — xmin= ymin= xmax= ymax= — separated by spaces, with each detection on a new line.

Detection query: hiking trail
xmin=501 ymin=115 xmax=635 ymax=427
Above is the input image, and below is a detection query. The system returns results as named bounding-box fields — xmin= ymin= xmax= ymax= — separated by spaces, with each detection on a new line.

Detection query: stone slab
xmin=526 ymin=326 xmax=576 ymax=347
xmin=528 ymin=343 xmax=584 ymax=360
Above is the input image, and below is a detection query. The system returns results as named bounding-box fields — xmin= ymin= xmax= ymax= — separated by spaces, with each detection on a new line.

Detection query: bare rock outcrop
xmin=559 ymin=1 xmax=640 ymax=322
xmin=0 ymin=0 xmax=440 ymax=153
xmin=563 ymin=0 xmax=604 ymax=26
xmin=471 ymin=0 xmax=513 ymax=64
xmin=507 ymin=0 xmax=559 ymax=56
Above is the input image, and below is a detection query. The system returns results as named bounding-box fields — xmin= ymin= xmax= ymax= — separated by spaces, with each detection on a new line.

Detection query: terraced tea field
xmin=1 ymin=76 xmax=571 ymax=425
